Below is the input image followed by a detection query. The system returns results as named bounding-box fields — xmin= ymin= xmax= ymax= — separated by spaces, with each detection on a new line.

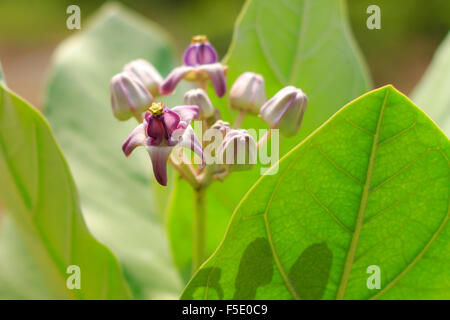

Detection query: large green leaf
xmin=44 ymin=4 xmax=182 ymax=299
xmin=169 ymin=0 xmax=371 ymax=282
xmin=412 ymin=31 xmax=450 ymax=136
xmin=0 ymin=215 xmax=54 ymax=299
xmin=182 ymin=85 xmax=450 ymax=300
xmin=0 ymin=82 xmax=131 ymax=299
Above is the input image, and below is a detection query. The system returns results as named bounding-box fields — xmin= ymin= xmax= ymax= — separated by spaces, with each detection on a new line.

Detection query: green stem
xmin=232 ymin=111 xmax=246 ymax=128
xmin=192 ymin=188 xmax=207 ymax=272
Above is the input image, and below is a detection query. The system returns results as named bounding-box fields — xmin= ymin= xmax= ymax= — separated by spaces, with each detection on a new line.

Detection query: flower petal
xmin=175 ymin=125 xmax=205 ymax=165
xmin=199 ymin=63 xmax=227 ymax=97
xmin=160 ymin=66 xmax=194 ymax=95
xmin=146 ymin=145 xmax=173 ymax=186
xmin=171 ymin=105 xmax=200 ymax=128
xmin=161 ymin=109 xmax=181 ymax=136
xmin=146 ymin=116 xmax=166 ymax=141
xmin=122 ymin=124 xmax=146 ymax=157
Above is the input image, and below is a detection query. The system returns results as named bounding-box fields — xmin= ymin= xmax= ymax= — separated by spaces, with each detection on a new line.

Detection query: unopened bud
xmin=183 ymin=88 xmax=215 ymax=118
xmin=210 ymin=120 xmax=230 ymax=137
xmin=110 ymin=72 xmax=153 ymax=121
xmin=218 ymin=129 xmax=257 ymax=171
xmin=124 ymin=59 xmax=163 ymax=98
xmin=229 ymin=72 xmax=266 ymax=114
xmin=259 ymin=86 xmax=307 ymax=137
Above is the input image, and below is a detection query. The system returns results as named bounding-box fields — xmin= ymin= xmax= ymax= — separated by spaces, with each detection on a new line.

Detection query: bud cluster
xmin=110 ymin=35 xmax=308 ymax=187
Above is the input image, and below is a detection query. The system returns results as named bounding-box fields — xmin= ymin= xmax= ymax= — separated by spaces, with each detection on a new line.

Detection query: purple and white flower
xmin=160 ymin=35 xmax=227 ymax=98
xmin=122 ymin=102 xmax=203 ymax=186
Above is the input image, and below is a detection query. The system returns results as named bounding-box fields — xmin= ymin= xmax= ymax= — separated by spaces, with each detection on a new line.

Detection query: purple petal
xmin=146 ymin=146 xmax=173 ymax=186
xmin=146 ymin=116 xmax=165 ymax=142
xmin=198 ymin=43 xmax=218 ymax=65
xmin=160 ymin=66 xmax=194 ymax=95
xmin=183 ymin=45 xmax=199 ymax=66
xmin=122 ymin=124 xmax=146 ymax=157
xmin=199 ymin=63 xmax=226 ymax=97
xmin=183 ymin=43 xmax=218 ymax=66
xmin=171 ymin=105 xmax=200 ymax=127
xmin=161 ymin=109 xmax=181 ymax=136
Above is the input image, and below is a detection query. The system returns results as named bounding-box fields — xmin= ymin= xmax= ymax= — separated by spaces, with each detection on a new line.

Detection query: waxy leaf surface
xmin=182 ymin=86 xmax=450 ymax=300
xmin=0 ymin=81 xmax=131 ymax=299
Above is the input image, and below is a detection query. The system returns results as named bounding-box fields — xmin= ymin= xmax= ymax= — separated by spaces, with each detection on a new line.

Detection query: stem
xmin=192 ymin=188 xmax=207 ymax=271
xmin=232 ymin=111 xmax=247 ymax=128
xmin=257 ymin=128 xmax=272 ymax=149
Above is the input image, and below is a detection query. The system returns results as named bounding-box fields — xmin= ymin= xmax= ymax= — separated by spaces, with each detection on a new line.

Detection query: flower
xmin=123 ymin=59 xmax=163 ymax=98
xmin=110 ymin=72 xmax=153 ymax=121
xmin=218 ymin=129 xmax=257 ymax=171
xmin=122 ymin=102 xmax=203 ymax=186
xmin=183 ymin=35 xmax=218 ymax=66
xmin=160 ymin=35 xmax=227 ymax=97
xmin=259 ymin=86 xmax=308 ymax=137
xmin=184 ymin=88 xmax=215 ymax=118
xmin=229 ymin=72 xmax=266 ymax=114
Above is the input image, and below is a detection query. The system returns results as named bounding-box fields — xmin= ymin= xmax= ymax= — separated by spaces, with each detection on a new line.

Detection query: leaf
xmin=169 ymin=0 xmax=371 ymax=281
xmin=412 ymin=31 xmax=450 ymax=136
xmin=0 ymin=215 xmax=53 ymax=299
xmin=44 ymin=3 xmax=182 ymax=299
xmin=0 ymin=82 xmax=131 ymax=299
xmin=182 ymin=85 xmax=450 ymax=300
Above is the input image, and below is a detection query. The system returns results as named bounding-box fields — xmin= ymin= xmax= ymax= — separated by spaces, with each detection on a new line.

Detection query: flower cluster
xmin=110 ymin=35 xmax=308 ymax=187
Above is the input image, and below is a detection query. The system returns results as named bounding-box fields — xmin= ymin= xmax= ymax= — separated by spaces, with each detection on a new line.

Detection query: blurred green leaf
xmin=44 ymin=3 xmax=182 ymax=299
xmin=412 ymin=32 xmax=450 ymax=136
xmin=0 ymin=215 xmax=53 ymax=299
xmin=182 ymin=86 xmax=450 ymax=300
xmin=169 ymin=0 xmax=371 ymax=282
xmin=0 ymin=82 xmax=131 ymax=299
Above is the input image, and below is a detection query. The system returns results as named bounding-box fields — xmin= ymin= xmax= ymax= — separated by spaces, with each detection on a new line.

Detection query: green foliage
xmin=43 ymin=3 xmax=182 ymax=299
xmin=0 ymin=81 xmax=131 ymax=299
xmin=182 ymin=86 xmax=450 ymax=300
xmin=169 ymin=0 xmax=371 ymax=282
xmin=412 ymin=32 xmax=450 ymax=136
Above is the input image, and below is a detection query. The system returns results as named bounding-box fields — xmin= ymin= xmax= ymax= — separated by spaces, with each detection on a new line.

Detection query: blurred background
xmin=0 ymin=0 xmax=449 ymax=108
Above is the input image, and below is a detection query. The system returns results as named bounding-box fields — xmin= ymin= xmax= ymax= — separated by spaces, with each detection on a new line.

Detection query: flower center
xmin=148 ymin=102 xmax=164 ymax=116
xmin=191 ymin=35 xmax=208 ymax=44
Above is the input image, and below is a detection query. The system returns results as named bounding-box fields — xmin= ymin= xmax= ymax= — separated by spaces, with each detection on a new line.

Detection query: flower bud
xmin=110 ymin=72 xmax=153 ymax=121
xmin=183 ymin=88 xmax=215 ymax=118
xmin=183 ymin=35 xmax=218 ymax=66
xmin=218 ymin=129 xmax=257 ymax=171
xmin=229 ymin=72 xmax=266 ymax=114
xmin=210 ymin=120 xmax=230 ymax=137
xmin=259 ymin=86 xmax=307 ymax=137
xmin=124 ymin=59 xmax=163 ymax=98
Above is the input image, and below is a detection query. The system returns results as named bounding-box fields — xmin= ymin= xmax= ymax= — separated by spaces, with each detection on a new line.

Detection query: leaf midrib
xmin=335 ymin=89 xmax=390 ymax=299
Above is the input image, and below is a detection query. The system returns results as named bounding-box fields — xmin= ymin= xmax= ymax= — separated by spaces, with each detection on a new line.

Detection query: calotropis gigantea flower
xmin=160 ymin=35 xmax=227 ymax=97
xmin=259 ymin=86 xmax=308 ymax=137
xmin=229 ymin=72 xmax=266 ymax=114
xmin=124 ymin=59 xmax=163 ymax=98
xmin=110 ymin=72 xmax=153 ymax=121
xmin=218 ymin=129 xmax=257 ymax=171
xmin=184 ymin=88 xmax=215 ymax=118
xmin=122 ymin=102 xmax=203 ymax=186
